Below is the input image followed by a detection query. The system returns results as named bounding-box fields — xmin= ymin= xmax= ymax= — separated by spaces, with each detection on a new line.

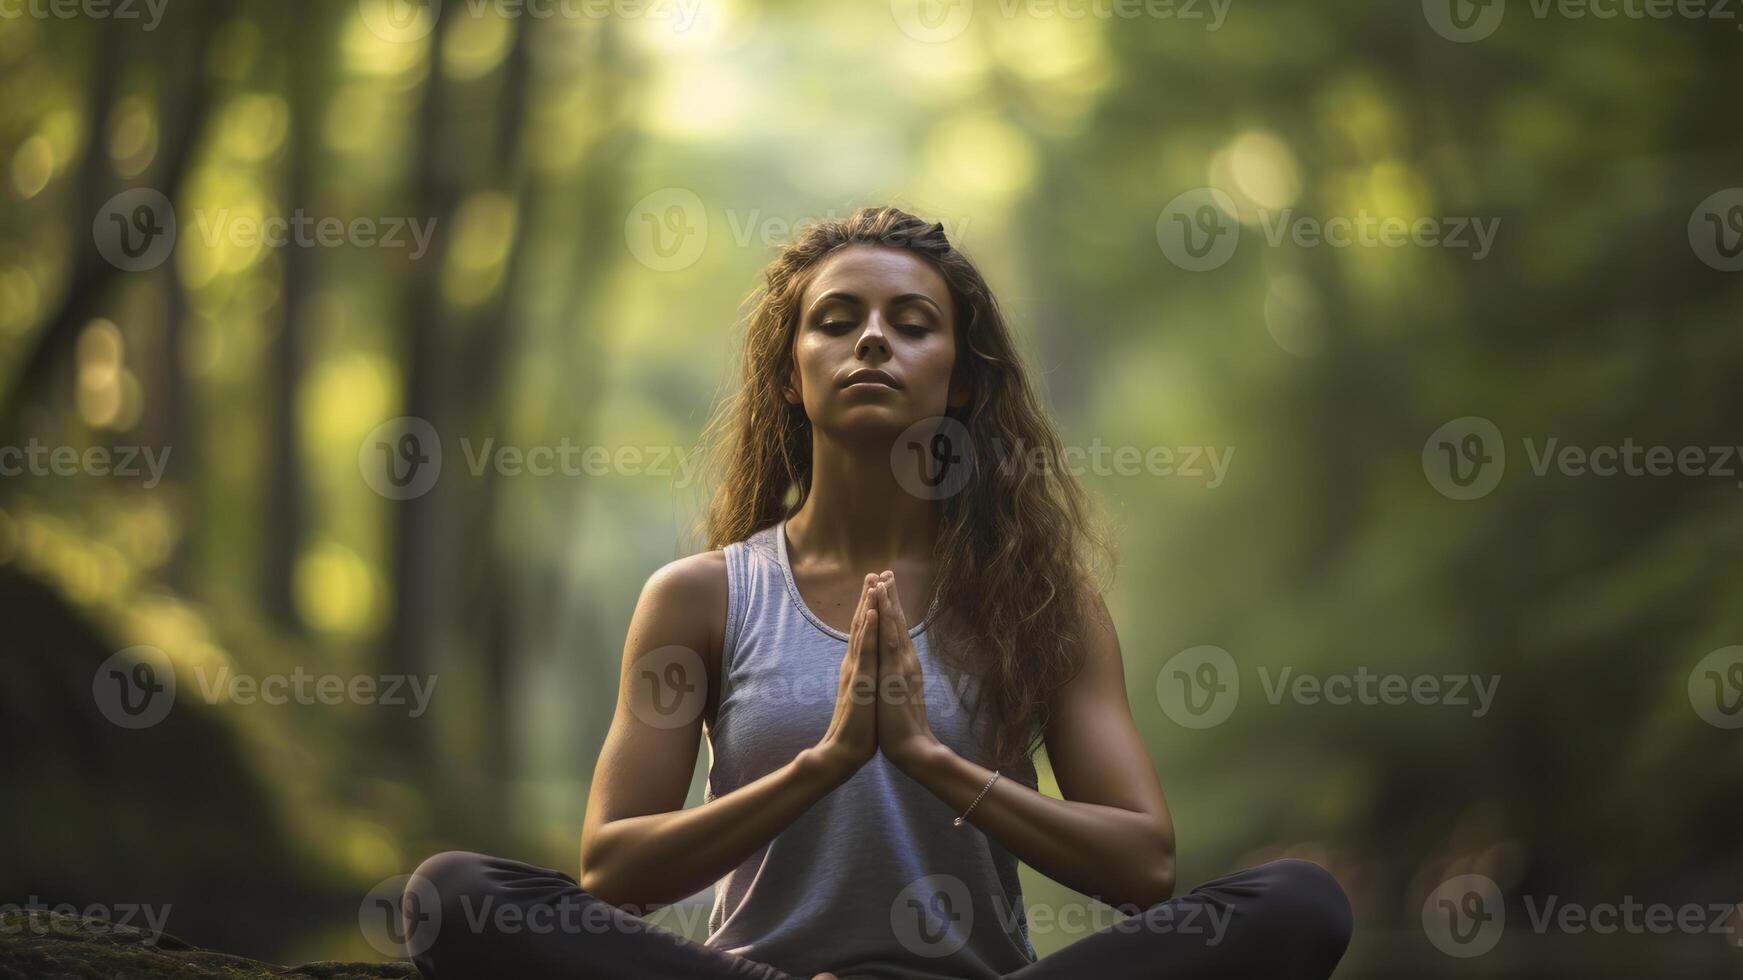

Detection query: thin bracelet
xmin=953 ymin=771 xmax=1001 ymax=828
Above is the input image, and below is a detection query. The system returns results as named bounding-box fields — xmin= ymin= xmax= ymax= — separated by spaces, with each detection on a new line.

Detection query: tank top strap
xmin=720 ymin=522 xmax=780 ymax=691
xmin=722 ymin=537 xmax=750 ymax=673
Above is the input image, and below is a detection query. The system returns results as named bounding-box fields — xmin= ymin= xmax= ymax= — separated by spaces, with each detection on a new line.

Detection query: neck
xmin=785 ymin=426 xmax=940 ymax=574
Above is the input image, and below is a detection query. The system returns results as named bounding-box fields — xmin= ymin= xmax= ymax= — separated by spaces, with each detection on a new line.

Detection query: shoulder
xmin=644 ymin=548 xmax=728 ymax=596
xmin=639 ymin=550 xmax=729 ymax=633
xmin=627 ymin=551 xmax=730 ymax=715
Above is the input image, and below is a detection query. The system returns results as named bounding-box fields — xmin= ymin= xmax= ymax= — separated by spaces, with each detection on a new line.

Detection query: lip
xmin=839 ymin=368 xmax=902 ymax=389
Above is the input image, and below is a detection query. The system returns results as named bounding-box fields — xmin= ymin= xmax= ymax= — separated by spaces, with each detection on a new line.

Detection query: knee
xmin=1256 ymin=859 xmax=1353 ymax=962
xmin=405 ymin=850 xmax=494 ymax=961
xmin=411 ymin=849 xmax=492 ymax=912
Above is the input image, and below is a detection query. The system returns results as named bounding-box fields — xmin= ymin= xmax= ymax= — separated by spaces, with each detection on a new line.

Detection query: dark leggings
xmin=401 ymin=851 xmax=1351 ymax=980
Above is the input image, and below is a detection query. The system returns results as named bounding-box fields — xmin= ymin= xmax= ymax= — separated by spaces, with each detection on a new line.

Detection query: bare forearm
xmin=580 ymin=747 xmax=850 ymax=907
xmin=895 ymin=741 xmax=1175 ymax=909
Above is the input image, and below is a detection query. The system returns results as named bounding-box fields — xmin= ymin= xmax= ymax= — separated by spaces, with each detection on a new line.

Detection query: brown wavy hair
xmin=693 ymin=206 xmax=1117 ymax=772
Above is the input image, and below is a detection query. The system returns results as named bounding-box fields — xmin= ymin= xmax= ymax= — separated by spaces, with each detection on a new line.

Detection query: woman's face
xmin=785 ymin=244 xmax=967 ymax=437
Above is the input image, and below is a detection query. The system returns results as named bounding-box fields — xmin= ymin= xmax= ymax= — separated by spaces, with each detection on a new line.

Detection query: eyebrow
xmin=806 ymin=291 xmax=944 ymax=317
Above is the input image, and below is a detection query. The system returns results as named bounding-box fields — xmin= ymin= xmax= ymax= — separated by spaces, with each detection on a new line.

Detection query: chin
xmin=822 ymin=409 xmax=914 ymax=438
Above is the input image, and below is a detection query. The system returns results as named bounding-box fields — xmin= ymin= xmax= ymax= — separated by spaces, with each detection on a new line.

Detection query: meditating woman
xmin=404 ymin=206 xmax=1352 ymax=979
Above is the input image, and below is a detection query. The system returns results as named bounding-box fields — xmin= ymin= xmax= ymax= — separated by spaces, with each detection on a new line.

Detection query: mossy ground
xmin=0 ymin=910 xmax=416 ymax=980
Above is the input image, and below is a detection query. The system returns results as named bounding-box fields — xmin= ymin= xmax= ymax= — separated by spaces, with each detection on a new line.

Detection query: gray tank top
xmin=702 ymin=519 xmax=1039 ymax=980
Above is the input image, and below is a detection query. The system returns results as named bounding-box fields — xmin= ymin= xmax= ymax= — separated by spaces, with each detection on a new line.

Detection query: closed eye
xmin=819 ymin=321 xmax=928 ymax=336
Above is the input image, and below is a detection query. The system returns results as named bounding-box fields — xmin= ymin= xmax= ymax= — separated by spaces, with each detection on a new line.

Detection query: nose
xmin=856 ymin=313 xmax=890 ymax=360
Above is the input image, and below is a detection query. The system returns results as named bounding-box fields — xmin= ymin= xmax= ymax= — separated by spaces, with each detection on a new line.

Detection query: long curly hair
xmin=693 ymin=206 xmax=1117 ymax=772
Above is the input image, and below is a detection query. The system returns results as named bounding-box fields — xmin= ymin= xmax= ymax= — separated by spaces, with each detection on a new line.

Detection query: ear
xmin=783 ymin=360 xmax=803 ymax=406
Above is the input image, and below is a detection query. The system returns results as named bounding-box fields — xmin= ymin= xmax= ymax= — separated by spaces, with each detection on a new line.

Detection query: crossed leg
xmin=402 ymin=852 xmax=1350 ymax=980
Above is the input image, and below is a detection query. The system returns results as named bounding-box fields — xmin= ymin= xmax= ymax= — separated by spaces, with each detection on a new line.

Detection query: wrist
xmin=799 ymin=743 xmax=859 ymax=786
xmin=887 ymin=734 xmax=947 ymax=776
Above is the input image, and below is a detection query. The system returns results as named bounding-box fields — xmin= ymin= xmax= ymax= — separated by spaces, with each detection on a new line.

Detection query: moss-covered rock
xmin=0 ymin=910 xmax=417 ymax=980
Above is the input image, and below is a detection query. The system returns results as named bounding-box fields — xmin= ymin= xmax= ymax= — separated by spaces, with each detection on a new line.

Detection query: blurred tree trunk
xmin=384 ymin=3 xmax=455 ymax=784
xmin=259 ymin=5 xmax=325 ymax=632
xmin=546 ymin=22 xmax=636 ymax=772
xmin=0 ymin=12 xmax=219 ymax=442
xmin=461 ymin=14 xmax=534 ymax=811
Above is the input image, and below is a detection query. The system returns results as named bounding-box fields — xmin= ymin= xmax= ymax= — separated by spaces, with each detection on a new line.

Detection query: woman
xmin=404 ymin=207 xmax=1352 ymax=979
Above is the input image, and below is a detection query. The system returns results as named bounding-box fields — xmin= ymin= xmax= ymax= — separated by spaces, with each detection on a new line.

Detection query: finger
xmin=886 ymin=574 xmax=907 ymax=632
xmin=860 ymin=607 xmax=880 ymax=687
xmin=840 ymin=585 xmax=872 ymax=688
xmin=875 ymin=570 xmax=906 ymax=632
xmin=848 ymin=576 xmax=879 ymax=652
xmin=861 ymin=591 xmax=879 ymax=656
xmin=877 ymin=582 xmax=897 ymax=656
xmin=851 ymin=574 xmax=874 ymax=631
xmin=853 ymin=609 xmax=878 ymax=705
